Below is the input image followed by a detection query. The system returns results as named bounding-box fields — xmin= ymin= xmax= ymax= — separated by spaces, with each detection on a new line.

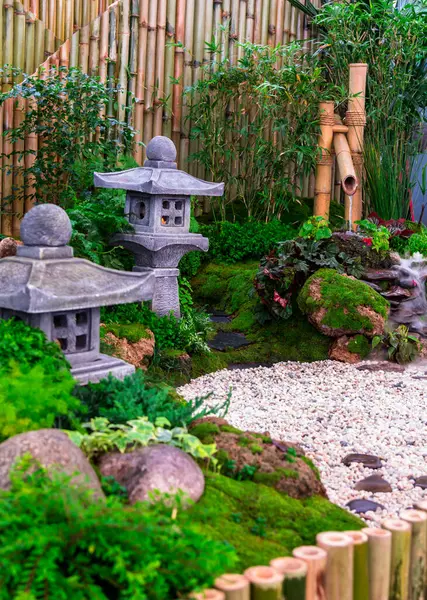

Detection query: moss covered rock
xmin=181 ymin=472 xmax=362 ymax=571
xmin=329 ymin=335 xmax=371 ymax=364
xmin=100 ymin=323 xmax=155 ymax=370
xmin=298 ymin=268 xmax=389 ymax=338
xmin=190 ymin=418 xmax=326 ymax=499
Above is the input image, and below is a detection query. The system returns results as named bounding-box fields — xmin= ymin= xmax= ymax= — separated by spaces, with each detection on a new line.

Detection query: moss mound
xmin=100 ymin=323 xmax=151 ymax=344
xmin=182 ymin=472 xmax=362 ymax=571
xmin=298 ymin=268 xmax=390 ymax=338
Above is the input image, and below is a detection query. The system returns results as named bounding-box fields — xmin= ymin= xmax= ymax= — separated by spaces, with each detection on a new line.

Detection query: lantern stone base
xmin=70 ymin=353 xmax=135 ymax=385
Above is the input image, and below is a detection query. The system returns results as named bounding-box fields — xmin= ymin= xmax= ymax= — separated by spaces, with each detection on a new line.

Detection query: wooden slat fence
xmin=0 ymin=0 xmax=321 ymax=235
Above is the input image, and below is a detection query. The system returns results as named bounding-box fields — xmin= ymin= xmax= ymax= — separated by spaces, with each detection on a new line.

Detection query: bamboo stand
xmin=313 ymin=101 xmax=334 ymax=221
xmin=292 ymin=545 xmax=327 ymax=600
xmin=214 ymin=574 xmax=250 ymax=600
xmin=345 ymin=531 xmax=369 ymax=600
xmin=316 ymin=531 xmax=354 ymax=600
xmin=400 ymin=509 xmax=427 ymax=600
xmin=192 ymin=590 xmax=226 ymax=600
xmin=270 ymin=557 xmax=307 ymax=600
xmin=361 ymin=527 xmax=392 ymax=600
xmin=244 ymin=566 xmax=284 ymax=600
xmin=345 ymin=63 xmax=368 ymax=227
xmin=382 ymin=518 xmax=411 ymax=600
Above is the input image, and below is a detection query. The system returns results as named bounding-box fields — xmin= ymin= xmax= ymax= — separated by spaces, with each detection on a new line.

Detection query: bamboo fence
xmin=194 ymin=503 xmax=427 ymax=600
xmin=0 ymin=0 xmax=321 ymax=235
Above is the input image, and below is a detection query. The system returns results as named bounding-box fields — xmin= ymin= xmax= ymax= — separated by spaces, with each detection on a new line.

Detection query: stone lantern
xmin=0 ymin=204 xmax=154 ymax=384
xmin=94 ymin=136 xmax=224 ymax=317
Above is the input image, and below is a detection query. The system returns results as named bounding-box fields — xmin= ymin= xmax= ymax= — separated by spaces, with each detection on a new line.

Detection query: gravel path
xmin=178 ymin=360 xmax=427 ymax=524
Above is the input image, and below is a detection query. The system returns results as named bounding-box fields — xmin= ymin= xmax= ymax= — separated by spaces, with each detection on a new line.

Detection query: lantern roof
xmin=94 ymin=136 xmax=224 ymax=197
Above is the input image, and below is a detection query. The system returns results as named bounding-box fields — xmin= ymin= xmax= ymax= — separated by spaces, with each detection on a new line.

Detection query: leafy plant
xmin=408 ymin=231 xmax=427 ymax=257
xmin=0 ymin=318 xmax=70 ymax=376
xmin=355 ymin=219 xmax=391 ymax=253
xmin=199 ymin=220 xmax=297 ymax=264
xmin=0 ymin=66 xmax=135 ymax=210
xmin=66 ymin=416 xmax=218 ymax=465
xmin=0 ymin=362 xmax=78 ymax=441
xmin=251 ymin=516 xmax=268 ymax=538
xmin=285 ymin=447 xmax=297 ymax=463
xmin=298 ymin=216 xmax=332 ymax=241
xmin=100 ymin=475 xmax=129 ymax=501
xmin=222 ymin=460 xmax=258 ymax=481
xmin=373 ymin=325 xmax=420 ymax=364
xmin=187 ymin=41 xmax=341 ymax=220
xmin=0 ymin=459 xmax=236 ymax=599
xmin=254 ymin=237 xmax=363 ymax=320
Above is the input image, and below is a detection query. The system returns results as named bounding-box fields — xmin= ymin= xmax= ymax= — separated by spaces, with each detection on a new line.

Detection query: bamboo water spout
xmin=333 ymin=127 xmax=358 ymax=198
xmin=313 ymin=101 xmax=335 ymax=220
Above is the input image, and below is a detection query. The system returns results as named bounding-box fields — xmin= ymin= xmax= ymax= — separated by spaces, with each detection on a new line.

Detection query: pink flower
xmin=412 ymin=279 xmax=418 ymax=287
xmin=273 ymin=290 xmax=288 ymax=308
xmin=362 ymin=237 xmax=373 ymax=246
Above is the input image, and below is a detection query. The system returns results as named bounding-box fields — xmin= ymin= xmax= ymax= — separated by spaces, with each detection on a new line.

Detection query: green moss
xmin=253 ymin=472 xmax=283 ymax=486
xmin=298 ymin=269 xmax=390 ymax=333
xmin=253 ymin=434 xmax=273 ymax=444
xmin=182 ymin=472 xmax=363 ymax=571
xmin=250 ymin=444 xmax=263 ymax=455
xmin=276 ymin=468 xmax=299 ymax=480
xmin=300 ymin=456 xmax=321 ymax=481
xmin=237 ymin=436 xmax=251 ymax=448
xmin=347 ymin=335 xmax=371 ymax=358
xmin=216 ymin=449 xmax=230 ymax=465
xmin=190 ymin=423 xmax=220 ymax=444
xmin=101 ymin=323 xmax=151 ymax=344
xmin=220 ymin=425 xmax=243 ymax=434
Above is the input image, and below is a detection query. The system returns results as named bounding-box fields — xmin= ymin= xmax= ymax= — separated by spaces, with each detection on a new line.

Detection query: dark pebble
xmin=347 ymin=499 xmax=385 ymax=514
xmin=342 ymin=453 xmax=383 ymax=469
xmin=354 ymin=474 xmax=392 ymax=493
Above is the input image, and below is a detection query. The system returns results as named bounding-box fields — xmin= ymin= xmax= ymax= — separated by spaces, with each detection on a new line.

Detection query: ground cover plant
xmin=0 ymin=461 xmax=235 ymax=600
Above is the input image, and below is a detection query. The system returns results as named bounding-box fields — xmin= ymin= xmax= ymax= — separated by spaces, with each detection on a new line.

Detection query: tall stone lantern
xmin=94 ymin=136 xmax=224 ymax=317
xmin=0 ymin=204 xmax=154 ymax=384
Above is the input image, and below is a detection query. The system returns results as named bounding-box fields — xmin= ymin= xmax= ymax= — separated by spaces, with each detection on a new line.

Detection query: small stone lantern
xmin=0 ymin=204 xmax=154 ymax=384
xmin=94 ymin=136 xmax=224 ymax=317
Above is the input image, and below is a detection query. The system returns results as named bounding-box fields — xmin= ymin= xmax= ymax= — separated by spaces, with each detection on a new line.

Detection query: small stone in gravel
xmin=346 ymin=499 xmax=385 ymax=514
xmin=357 ymin=362 xmax=405 ymax=373
xmin=354 ymin=474 xmax=392 ymax=493
xmin=414 ymin=476 xmax=427 ymax=489
xmin=343 ymin=453 xmax=383 ymax=469
xmin=208 ymin=332 xmax=251 ymax=351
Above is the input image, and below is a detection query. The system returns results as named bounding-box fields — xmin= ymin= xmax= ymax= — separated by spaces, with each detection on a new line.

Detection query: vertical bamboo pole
xmin=400 ymin=509 xmax=427 ymax=600
xmin=172 ymin=0 xmax=185 ymax=155
xmin=79 ymin=24 xmax=90 ymax=72
xmin=229 ymin=0 xmax=239 ymax=66
xmin=127 ymin=0 xmax=139 ymax=129
xmin=39 ymin=0 xmax=47 ymax=25
xmin=48 ymin=0 xmax=55 ymax=36
xmin=275 ymin=0 xmax=284 ymax=64
xmin=316 ymin=531 xmax=354 ymax=600
xmin=293 ymin=546 xmax=327 ymax=600
xmin=153 ymin=0 xmax=166 ymax=136
xmin=64 ymin=0 xmax=73 ymax=40
xmin=313 ymin=101 xmax=334 ymax=220
xmin=215 ymin=574 xmax=250 ymax=600
xmin=361 ymin=528 xmax=392 ymax=600
xmin=345 ymin=63 xmax=367 ymax=227
xmin=253 ymin=0 xmax=261 ymax=44
xmin=244 ymin=566 xmax=284 ymax=600
xmin=89 ymin=16 xmax=100 ymax=75
xmin=143 ymin=0 xmax=158 ymax=151
xmin=213 ymin=0 xmax=222 ymax=67
xmin=56 ymin=0 xmax=64 ymax=42
xmin=221 ymin=0 xmax=230 ymax=63
xmin=24 ymin=96 xmax=37 ymax=212
xmin=106 ymin=5 xmax=118 ymax=131
xmin=205 ymin=0 xmax=214 ymax=66
xmin=270 ymin=557 xmax=307 ymax=599
xmin=345 ymin=531 xmax=369 ymax=600
xmin=34 ymin=19 xmax=45 ymax=69
xmin=267 ymin=0 xmax=277 ymax=47
xmin=282 ymin=0 xmax=290 ymax=44
xmin=237 ymin=0 xmax=247 ymax=61
xmin=13 ymin=3 xmax=26 ymax=236
xmin=2 ymin=98 xmax=14 ymax=236
xmin=25 ymin=12 xmax=36 ymax=75
xmin=246 ymin=0 xmax=255 ymax=42
xmin=383 ymin=518 xmax=411 ymax=600
xmin=163 ymin=0 xmax=176 ymax=138
xmin=180 ymin=0 xmax=194 ymax=169
xmin=260 ymin=0 xmax=269 ymax=45
xmin=117 ymin=0 xmax=130 ymax=126
xmin=134 ymin=0 xmax=148 ymax=164
xmin=3 ymin=1 xmax=14 ymax=88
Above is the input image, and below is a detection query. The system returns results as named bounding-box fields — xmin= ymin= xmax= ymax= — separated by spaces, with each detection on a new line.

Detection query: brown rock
xmin=99 ymin=445 xmax=205 ymax=505
xmin=356 ymin=306 xmax=387 ymax=337
xmin=414 ymin=476 xmax=427 ymax=489
xmin=0 ymin=429 xmax=103 ymax=495
xmin=103 ymin=329 xmax=155 ymax=370
xmin=329 ymin=336 xmax=362 ymax=364
xmin=357 ymin=362 xmax=405 ymax=373
xmin=363 ymin=268 xmax=399 ymax=282
xmin=342 ymin=453 xmax=383 ymax=469
xmin=190 ymin=418 xmax=326 ymax=499
xmin=381 ymin=286 xmax=412 ymax=301
xmin=354 ymin=474 xmax=392 ymax=493
xmin=0 ymin=237 xmax=22 ymax=258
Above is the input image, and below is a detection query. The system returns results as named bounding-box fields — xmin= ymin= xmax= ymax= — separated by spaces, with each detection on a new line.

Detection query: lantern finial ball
xmin=146 ymin=136 xmax=177 ymax=163
xmin=20 ymin=204 xmax=72 ymax=247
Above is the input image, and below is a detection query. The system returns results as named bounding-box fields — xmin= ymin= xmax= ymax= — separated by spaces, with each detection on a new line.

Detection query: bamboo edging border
xmin=195 ymin=505 xmax=427 ymax=600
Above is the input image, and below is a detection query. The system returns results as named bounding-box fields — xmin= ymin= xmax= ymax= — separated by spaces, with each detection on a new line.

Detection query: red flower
xmin=362 ymin=237 xmax=373 ymax=246
xmin=273 ymin=290 xmax=288 ymax=308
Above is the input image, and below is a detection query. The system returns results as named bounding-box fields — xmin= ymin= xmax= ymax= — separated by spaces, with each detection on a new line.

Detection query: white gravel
xmin=178 ymin=360 xmax=427 ymax=524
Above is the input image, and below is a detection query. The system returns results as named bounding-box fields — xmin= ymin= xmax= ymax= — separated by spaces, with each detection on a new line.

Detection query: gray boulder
xmin=0 ymin=429 xmax=103 ymax=495
xmin=99 ymin=445 xmax=205 ymax=505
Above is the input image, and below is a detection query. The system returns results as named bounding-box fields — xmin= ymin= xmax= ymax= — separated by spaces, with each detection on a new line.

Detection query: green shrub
xmin=254 ymin=238 xmax=364 ymax=320
xmin=72 ymin=370 xmax=230 ymax=427
xmin=0 ymin=318 xmax=70 ymax=376
xmin=66 ymin=416 xmax=218 ymax=463
xmin=408 ymin=232 xmax=427 ymax=256
xmin=0 ymin=363 xmax=78 ymax=441
xmin=0 ymin=461 xmax=236 ymax=599
xmin=199 ymin=220 xmax=297 ymax=264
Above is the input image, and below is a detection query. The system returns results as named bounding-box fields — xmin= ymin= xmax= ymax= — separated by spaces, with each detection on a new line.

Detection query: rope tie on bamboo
xmin=317 ymin=154 xmax=333 ymax=166
xmin=345 ymin=112 xmax=367 ymax=126
xmin=319 ymin=115 xmax=336 ymax=126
